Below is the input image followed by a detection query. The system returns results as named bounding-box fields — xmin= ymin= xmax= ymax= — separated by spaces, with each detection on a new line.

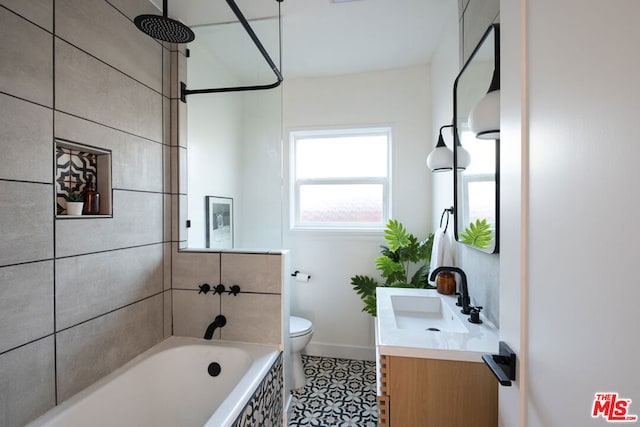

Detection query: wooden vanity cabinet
xmin=378 ymin=355 xmax=497 ymax=427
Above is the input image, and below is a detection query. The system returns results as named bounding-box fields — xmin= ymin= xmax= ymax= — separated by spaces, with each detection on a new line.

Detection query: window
xmin=459 ymin=130 xmax=496 ymax=229
xmin=290 ymin=127 xmax=391 ymax=230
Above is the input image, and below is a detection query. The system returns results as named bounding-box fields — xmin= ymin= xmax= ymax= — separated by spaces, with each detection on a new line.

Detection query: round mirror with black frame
xmin=453 ymin=24 xmax=500 ymax=254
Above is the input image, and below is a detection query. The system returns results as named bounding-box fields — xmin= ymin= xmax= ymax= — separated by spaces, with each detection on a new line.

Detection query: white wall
xmin=283 ymin=66 xmax=432 ymax=360
xmin=501 ymin=0 xmax=640 ymax=425
xmin=430 ymin=6 xmax=459 ymax=230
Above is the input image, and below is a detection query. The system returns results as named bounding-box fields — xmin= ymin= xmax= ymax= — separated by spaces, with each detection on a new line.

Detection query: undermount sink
xmin=391 ymin=294 xmax=469 ymax=334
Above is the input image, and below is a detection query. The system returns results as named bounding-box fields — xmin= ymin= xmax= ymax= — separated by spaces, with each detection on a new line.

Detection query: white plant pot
xmin=66 ymin=202 xmax=84 ymax=216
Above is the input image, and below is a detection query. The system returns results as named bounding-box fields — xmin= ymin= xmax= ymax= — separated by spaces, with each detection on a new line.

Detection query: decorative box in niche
xmin=55 ymin=139 xmax=112 ymax=218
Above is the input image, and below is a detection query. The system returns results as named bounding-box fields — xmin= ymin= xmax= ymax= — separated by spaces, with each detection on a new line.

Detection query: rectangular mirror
xmin=453 ymin=24 xmax=500 ymax=254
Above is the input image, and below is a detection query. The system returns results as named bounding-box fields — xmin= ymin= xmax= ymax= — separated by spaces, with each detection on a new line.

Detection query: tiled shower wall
xmin=0 ymin=0 xmax=175 ymax=425
xmin=172 ymin=251 xmax=287 ymax=345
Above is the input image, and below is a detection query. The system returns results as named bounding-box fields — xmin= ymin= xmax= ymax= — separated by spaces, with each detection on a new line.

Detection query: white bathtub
xmin=28 ymin=337 xmax=281 ymax=427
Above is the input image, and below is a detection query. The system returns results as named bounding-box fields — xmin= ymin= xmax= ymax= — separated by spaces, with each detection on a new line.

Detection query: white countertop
xmin=376 ymin=287 xmax=499 ymax=363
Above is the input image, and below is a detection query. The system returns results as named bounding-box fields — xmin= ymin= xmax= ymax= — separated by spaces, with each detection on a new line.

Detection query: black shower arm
xmin=180 ymin=0 xmax=283 ymax=102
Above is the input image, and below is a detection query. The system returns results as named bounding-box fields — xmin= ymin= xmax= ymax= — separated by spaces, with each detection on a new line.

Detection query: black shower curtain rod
xmin=180 ymin=0 xmax=283 ymax=102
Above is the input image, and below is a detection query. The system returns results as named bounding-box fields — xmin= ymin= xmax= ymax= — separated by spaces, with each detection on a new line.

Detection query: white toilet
xmin=290 ymin=316 xmax=313 ymax=389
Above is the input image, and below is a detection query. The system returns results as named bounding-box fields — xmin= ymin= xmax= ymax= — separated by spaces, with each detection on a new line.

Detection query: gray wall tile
xmin=163 ymin=141 xmax=171 ymax=193
xmin=163 ymin=48 xmax=171 ymax=98
xmin=0 ymin=337 xmax=55 ymax=427
xmin=56 ymin=294 xmax=163 ymax=401
xmin=164 ymin=193 xmax=172 ymax=242
xmin=55 ymin=39 xmax=162 ymax=142
xmin=0 ymin=261 xmax=54 ymax=353
xmin=163 ymin=242 xmax=171 ymax=290
xmin=174 ymin=249 xmax=219 ymax=288
xmin=172 ymin=289 xmax=220 ymax=338
xmin=178 ymin=99 xmax=187 ymax=148
xmin=0 ymin=0 xmax=171 ymax=421
xmin=163 ymin=290 xmax=172 ymax=338
xmin=170 ymin=197 xmax=178 ymax=241
xmin=170 ymin=98 xmax=188 ymax=148
xmin=171 ymin=195 xmax=188 ymax=243
xmin=56 ymin=244 xmax=163 ymax=330
xmin=0 ymin=181 xmax=53 ymax=266
xmin=179 ymin=194 xmax=188 ymax=242
xmin=0 ymin=7 xmax=52 ymax=106
xmin=170 ymin=98 xmax=178 ymax=146
xmin=221 ymin=253 xmax=282 ymax=294
xmin=55 ymin=190 xmax=163 ymax=257
xmin=56 ymin=0 xmax=162 ymax=93
xmin=172 ymin=249 xmax=220 ymax=290
xmin=0 ymin=93 xmax=52 ymax=183
xmin=170 ymin=51 xmax=179 ymax=100
xmin=55 ymin=112 xmax=163 ymax=193
xmin=170 ymin=146 xmax=188 ymax=194
xmin=221 ymin=293 xmax=281 ymax=345
xmin=105 ymin=0 xmax=159 ymax=21
xmin=170 ymin=146 xmax=178 ymax=194
xmin=0 ymin=0 xmax=53 ymax=31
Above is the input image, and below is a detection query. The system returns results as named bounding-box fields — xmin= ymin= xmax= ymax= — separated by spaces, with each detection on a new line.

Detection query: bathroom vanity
xmin=375 ymin=288 xmax=499 ymax=427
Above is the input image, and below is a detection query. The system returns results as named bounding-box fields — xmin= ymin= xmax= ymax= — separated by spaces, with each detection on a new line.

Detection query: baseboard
xmin=304 ymin=341 xmax=376 ymax=361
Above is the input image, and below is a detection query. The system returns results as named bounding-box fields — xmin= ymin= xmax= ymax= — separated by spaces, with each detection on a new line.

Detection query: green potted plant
xmin=351 ymin=219 xmax=434 ymax=316
xmin=66 ymin=191 xmax=84 ymax=216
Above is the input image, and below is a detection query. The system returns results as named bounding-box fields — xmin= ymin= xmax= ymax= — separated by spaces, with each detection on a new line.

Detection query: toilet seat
xmin=290 ymin=316 xmax=313 ymax=338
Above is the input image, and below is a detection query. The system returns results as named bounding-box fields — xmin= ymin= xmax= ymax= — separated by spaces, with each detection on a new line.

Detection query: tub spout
xmin=204 ymin=315 xmax=227 ymax=340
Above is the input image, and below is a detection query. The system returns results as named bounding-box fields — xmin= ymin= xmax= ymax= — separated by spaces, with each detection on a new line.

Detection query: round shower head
xmin=134 ymin=14 xmax=195 ymax=44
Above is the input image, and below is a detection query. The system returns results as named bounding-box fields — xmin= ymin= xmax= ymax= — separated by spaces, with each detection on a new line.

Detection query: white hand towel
xmin=429 ymin=228 xmax=444 ymax=276
xmin=440 ymin=231 xmax=453 ymax=266
xmin=429 ymin=228 xmax=453 ymax=284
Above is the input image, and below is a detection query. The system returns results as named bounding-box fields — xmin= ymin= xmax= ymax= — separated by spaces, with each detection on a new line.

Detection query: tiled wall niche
xmin=55 ymin=140 xmax=112 ymax=217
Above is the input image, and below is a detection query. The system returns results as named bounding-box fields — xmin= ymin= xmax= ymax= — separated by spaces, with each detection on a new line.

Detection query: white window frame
xmin=289 ymin=126 xmax=392 ymax=231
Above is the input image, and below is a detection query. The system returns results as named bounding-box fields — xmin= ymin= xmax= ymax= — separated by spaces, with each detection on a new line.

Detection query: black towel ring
xmin=439 ymin=207 xmax=454 ymax=233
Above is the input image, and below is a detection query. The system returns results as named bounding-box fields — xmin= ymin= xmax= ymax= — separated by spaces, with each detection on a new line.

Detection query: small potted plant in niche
xmin=350 ymin=219 xmax=434 ymax=316
xmin=66 ymin=191 xmax=84 ymax=216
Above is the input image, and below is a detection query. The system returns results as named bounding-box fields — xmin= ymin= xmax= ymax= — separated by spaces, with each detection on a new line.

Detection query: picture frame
xmin=205 ymin=196 xmax=233 ymax=249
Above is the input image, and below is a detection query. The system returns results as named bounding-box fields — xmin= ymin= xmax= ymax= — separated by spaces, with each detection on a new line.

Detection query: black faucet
xmin=203 ymin=315 xmax=227 ymax=340
xmin=429 ymin=266 xmax=472 ymax=315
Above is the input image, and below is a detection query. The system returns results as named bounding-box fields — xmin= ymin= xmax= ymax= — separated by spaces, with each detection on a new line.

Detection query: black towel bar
xmin=439 ymin=206 xmax=454 ymax=233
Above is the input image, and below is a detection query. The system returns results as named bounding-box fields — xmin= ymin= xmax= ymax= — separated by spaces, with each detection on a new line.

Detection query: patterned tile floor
xmin=289 ymin=355 xmax=378 ymax=427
